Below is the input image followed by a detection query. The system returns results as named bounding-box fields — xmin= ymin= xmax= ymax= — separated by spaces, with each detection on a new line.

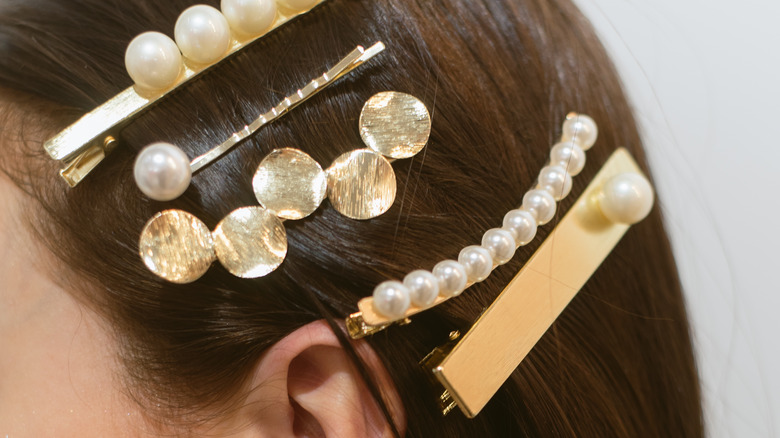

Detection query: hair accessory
xmin=419 ymin=148 xmax=654 ymax=418
xmin=43 ymin=0 xmax=346 ymax=187
xmin=347 ymin=113 xmax=599 ymax=333
xmin=132 ymin=42 xmax=385 ymax=201
xmin=139 ymin=92 xmax=431 ymax=283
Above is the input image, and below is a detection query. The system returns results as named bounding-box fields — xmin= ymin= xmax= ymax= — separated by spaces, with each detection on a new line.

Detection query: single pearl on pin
xmin=432 ymin=260 xmax=468 ymax=298
xmin=134 ymin=142 xmax=192 ymax=201
xmin=598 ymin=172 xmax=655 ymax=224
xmin=502 ymin=209 xmax=537 ymax=246
xmin=561 ymin=114 xmax=598 ymax=150
xmin=174 ymin=5 xmax=231 ymax=65
xmin=221 ymin=0 xmax=277 ymax=37
xmin=550 ymin=141 xmax=586 ymax=176
xmin=522 ymin=189 xmax=557 ymax=225
xmin=537 ymin=164 xmax=573 ymax=201
xmin=403 ymin=270 xmax=439 ymax=307
xmin=372 ymin=280 xmax=411 ymax=318
xmin=458 ymin=245 xmax=493 ymax=283
xmin=125 ymin=32 xmax=182 ymax=90
xmin=481 ymin=228 xmax=516 ymax=265
xmin=276 ymin=0 xmax=320 ymax=12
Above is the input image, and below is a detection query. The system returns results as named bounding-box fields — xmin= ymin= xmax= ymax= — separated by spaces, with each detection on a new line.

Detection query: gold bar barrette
xmin=45 ymin=0 xmax=332 ymax=187
xmin=422 ymin=148 xmax=652 ymax=418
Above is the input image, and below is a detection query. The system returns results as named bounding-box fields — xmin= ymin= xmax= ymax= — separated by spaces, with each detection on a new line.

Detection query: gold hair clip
xmin=347 ymin=113 xmax=602 ymax=335
xmin=132 ymin=41 xmax=385 ymax=201
xmin=419 ymin=148 xmax=654 ymax=418
xmin=44 ymin=0 xmax=332 ymax=187
xmin=138 ymin=91 xmax=432 ymax=283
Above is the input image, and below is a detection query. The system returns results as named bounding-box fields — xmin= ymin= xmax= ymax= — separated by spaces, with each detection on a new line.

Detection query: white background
xmin=573 ymin=0 xmax=780 ymax=436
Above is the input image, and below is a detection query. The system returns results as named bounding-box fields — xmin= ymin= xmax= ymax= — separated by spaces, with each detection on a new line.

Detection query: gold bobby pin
xmin=421 ymin=148 xmax=652 ymax=418
xmin=44 ymin=0 xmax=331 ymax=187
xmin=133 ymin=42 xmax=386 ymax=202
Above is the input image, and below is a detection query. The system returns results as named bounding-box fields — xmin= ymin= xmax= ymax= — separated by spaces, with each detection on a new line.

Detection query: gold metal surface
xmin=426 ymin=148 xmax=645 ymax=418
xmin=326 ymin=149 xmax=396 ymax=220
xmin=212 ymin=206 xmax=287 ymax=278
xmin=359 ymin=92 xmax=431 ymax=159
xmin=252 ymin=148 xmax=327 ymax=220
xmin=138 ymin=210 xmax=216 ymax=284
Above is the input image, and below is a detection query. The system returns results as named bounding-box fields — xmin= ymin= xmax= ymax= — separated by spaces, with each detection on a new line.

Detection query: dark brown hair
xmin=0 ymin=0 xmax=703 ymax=435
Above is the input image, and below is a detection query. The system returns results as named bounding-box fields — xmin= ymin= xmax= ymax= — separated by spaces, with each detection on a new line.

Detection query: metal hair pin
xmin=132 ymin=41 xmax=386 ymax=201
xmin=44 ymin=0 xmax=331 ymax=187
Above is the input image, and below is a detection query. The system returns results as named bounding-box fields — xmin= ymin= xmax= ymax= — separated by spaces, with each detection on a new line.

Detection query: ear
xmin=241 ymin=319 xmax=405 ymax=437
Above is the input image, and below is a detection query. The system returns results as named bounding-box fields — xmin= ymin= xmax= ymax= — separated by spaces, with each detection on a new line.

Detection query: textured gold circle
xmin=326 ymin=149 xmax=396 ymax=220
xmin=359 ymin=91 xmax=431 ymax=159
xmin=138 ymin=210 xmax=215 ymax=284
xmin=213 ymin=206 xmax=287 ymax=278
xmin=252 ymin=148 xmax=327 ymax=220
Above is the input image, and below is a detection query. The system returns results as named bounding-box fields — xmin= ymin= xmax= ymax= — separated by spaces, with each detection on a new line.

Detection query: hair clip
xmin=347 ymin=113 xmax=601 ymax=334
xmin=44 ymin=0 xmax=335 ymax=187
xmin=132 ymin=41 xmax=386 ymax=201
xmin=138 ymin=91 xmax=431 ymax=283
xmin=418 ymin=148 xmax=654 ymax=418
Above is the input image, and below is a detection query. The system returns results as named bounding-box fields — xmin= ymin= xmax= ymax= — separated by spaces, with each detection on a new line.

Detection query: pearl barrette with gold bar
xmin=44 ymin=0 xmax=334 ymax=187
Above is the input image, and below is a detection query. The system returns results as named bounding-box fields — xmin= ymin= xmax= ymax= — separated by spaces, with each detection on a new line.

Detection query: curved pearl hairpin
xmin=371 ymin=113 xmax=604 ymax=318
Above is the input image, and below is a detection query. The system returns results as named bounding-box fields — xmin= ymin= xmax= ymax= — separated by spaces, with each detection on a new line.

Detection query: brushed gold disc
xmin=359 ymin=91 xmax=431 ymax=159
xmin=252 ymin=148 xmax=327 ymax=220
xmin=213 ymin=206 xmax=287 ymax=278
xmin=327 ymin=149 xmax=396 ymax=220
xmin=138 ymin=209 xmax=215 ymax=284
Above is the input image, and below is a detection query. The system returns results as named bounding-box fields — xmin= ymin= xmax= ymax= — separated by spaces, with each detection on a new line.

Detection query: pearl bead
xmin=481 ymin=228 xmax=516 ymax=265
xmin=522 ymin=189 xmax=557 ymax=225
xmin=403 ymin=270 xmax=439 ymax=307
xmin=432 ymin=260 xmax=467 ymax=298
xmin=134 ymin=142 xmax=192 ymax=201
xmin=372 ymin=281 xmax=411 ymax=319
xmin=174 ymin=5 xmax=231 ymax=64
xmin=276 ymin=0 xmax=319 ymax=12
xmin=561 ymin=114 xmax=598 ymax=150
xmin=221 ymin=0 xmax=277 ymax=37
xmin=125 ymin=32 xmax=182 ymax=90
xmin=537 ymin=164 xmax=573 ymax=201
xmin=550 ymin=141 xmax=586 ymax=176
xmin=458 ymin=245 xmax=493 ymax=283
xmin=598 ymin=172 xmax=655 ymax=224
xmin=502 ymin=209 xmax=537 ymax=246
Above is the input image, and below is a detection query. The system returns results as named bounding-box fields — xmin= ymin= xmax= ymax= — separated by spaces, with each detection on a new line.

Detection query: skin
xmin=0 ymin=173 xmax=145 ymax=435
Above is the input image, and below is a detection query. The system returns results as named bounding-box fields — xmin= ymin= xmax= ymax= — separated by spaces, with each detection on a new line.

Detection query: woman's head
xmin=0 ymin=0 xmax=702 ymax=436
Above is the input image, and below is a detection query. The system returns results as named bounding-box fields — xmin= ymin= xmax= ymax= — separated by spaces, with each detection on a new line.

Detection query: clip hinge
xmin=419 ymin=330 xmax=462 ymax=416
xmin=346 ymin=311 xmax=410 ymax=339
xmin=59 ymin=136 xmax=118 ymax=187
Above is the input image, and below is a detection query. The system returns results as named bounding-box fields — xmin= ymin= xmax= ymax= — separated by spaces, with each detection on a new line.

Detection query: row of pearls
xmin=125 ymin=0 xmax=319 ymax=91
xmin=372 ymin=113 xmax=600 ymax=319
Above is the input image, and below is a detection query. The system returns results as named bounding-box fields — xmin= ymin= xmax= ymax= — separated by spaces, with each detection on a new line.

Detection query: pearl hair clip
xmin=132 ymin=41 xmax=385 ymax=201
xmin=44 ymin=0 xmax=334 ymax=187
xmin=348 ymin=113 xmax=609 ymax=332
xmin=138 ymin=91 xmax=432 ymax=283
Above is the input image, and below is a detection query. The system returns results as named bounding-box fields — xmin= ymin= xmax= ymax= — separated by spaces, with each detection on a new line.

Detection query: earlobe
xmin=241 ymin=320 xmax=404 ymax=438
